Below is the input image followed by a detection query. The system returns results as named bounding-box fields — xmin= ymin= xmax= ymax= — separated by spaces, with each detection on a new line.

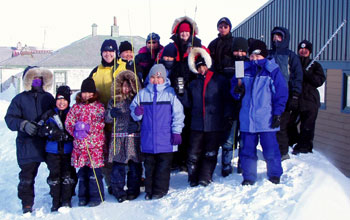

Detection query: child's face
xmin=81 ymin=92 xmax=94 ymax=101
xmin=56 ymin=98 xmax=68 ymax=110
xmin=122 ymin=81 xmax=131 ymax=94
xmin=249 ymin=54 xmax=265 ymax=61
xmin=197 ymin=65 xmax=208 ymax=75
xmin=149 ymin=75 xmax=164 ymax=84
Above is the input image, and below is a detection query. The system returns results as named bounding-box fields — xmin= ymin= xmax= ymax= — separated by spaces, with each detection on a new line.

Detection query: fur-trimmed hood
xmin=111 ymin=70 xmax=141 ymax=102
xmin=171 ymin=16 xmax=198 ymax=35
xmin=188 ymin=47 xmax=212 ymax=74
xmin=22 ymin=67 xmax=53 ymax=91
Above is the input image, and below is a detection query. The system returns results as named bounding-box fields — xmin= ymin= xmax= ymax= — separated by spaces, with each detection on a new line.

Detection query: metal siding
xmin=232 ymin=0 xmax=349 ymax=61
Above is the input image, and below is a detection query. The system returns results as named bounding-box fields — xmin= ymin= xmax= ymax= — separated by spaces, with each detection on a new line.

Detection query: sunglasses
xmin=147 ymin=41 xmax=157 ymax=44
xmin=218 ymin=25 xmax=229 ymax=29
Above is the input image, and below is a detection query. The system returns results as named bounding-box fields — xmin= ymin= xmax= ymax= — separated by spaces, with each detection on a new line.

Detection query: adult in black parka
xmin=5 ymin=66 xmax=55 ymax=213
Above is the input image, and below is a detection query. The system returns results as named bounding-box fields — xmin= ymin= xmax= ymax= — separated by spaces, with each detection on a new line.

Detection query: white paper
xmin=235 ymin=61 xmax=244 ymax=78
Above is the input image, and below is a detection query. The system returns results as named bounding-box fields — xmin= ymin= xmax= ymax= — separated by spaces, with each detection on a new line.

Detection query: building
xmin=0 ymin=17 xmax=145 ymax=94
xmin=231 ymin=0 xmax=350 ymax=177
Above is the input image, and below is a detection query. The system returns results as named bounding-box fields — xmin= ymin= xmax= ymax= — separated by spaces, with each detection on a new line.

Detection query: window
xmin=342 ymin=71 xmax=350 ymax=113
xmin=318 ymin=68 xmax=326 ymax=109
xmin=54 ymin=71 xmax=67 ymax=92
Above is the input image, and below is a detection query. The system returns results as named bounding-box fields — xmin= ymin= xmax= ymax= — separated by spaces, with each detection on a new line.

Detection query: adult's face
xmin=180 ymin=31 xmax=190 ymax=41
xmin=146 ymin=40 xmax=159 ymax=50
xmin=218 ymin=23 xmax=230 ymax=36
xmin=102 ymin=51 xmax=116 ymax=63
xmin=233 ymin=51 xmax=247 ymax=57
xmin=273 ymin=34 xmax=283 ymax=42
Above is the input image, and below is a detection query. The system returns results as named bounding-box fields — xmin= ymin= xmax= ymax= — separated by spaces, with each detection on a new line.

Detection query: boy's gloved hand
xmin=127 ymin=122 xmax=139 ymax=134
xmin=24 ymin=121 xmax=38 ymax=136
xmin=134 ymin=105 xmax=144 ymax=116
xmin=51 ymin=128 xmax=69 ymax=142
xmin=110 ymin=107 xmax=123 ymax=118
xmin=171 ymin=133 xmax=182 ymax=145
xmin=271 ymin=115 xmax=281 ymax=128
xmin=37 ymin=124 xmax=51 ymax=137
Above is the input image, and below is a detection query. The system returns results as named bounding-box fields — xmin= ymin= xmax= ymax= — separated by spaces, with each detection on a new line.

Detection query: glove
xmin=234 ymin=84 xmax=245 ymax=97
xmin=110 ymin=107 xmax=123 ymax=118
xmin=288 ymin=94 xmax=299 ymax=112
xmin=271 ymin=115 xmax=281 ymax=128
xmin=74 ymin=121 xmax=90 ymax=132
xmin=37 ymin=124 xmax=51 ymax=137
xmin=127 ymin=122 xmax=139 ymax=134
xmin=134 ymin=105 xmax=144 ymax=116
xmin=24 ymin=121 xmax=38 ymax=136
xmin=73 ymin=121 xmax=90 ymax=140
xmin=171 ymin=133 xmax=182 ymax=145
xmin=224 ymin=117 xmax=234 ymax=131
xmin=51 ymin=128 xmax=69 ymax=141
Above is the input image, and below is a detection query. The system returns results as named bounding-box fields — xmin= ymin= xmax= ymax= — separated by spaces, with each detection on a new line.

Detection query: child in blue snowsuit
xmin=130 ymin=64 xmax=185 ymax=200
xmin=231 ymin=40 xmax=288 ymax=185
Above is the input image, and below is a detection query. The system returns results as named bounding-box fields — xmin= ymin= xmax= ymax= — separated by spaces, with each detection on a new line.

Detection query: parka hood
xmin=171 ymin=16 xmax=198 ymax=35
xmin=23 ymin=67 xmax=53 ymax=91
xmin=111 ymin=70 xmax=141 ymax=102
xmin=188 ymin=47 xmax=212 ymax=74
xmin=271 ymin=27 xmax=290 ymax=50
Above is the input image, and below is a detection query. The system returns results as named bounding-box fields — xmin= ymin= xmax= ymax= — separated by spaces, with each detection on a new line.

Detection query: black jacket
xmin=181 ymin=70 xmax=232 ymax=132
xmin=208 ymin=33 xmax=234 ymax=74
xmin=5 ymin=89 xmax=55 ymax=165
xmin=299 ymin=57 xmax=326 ymax=111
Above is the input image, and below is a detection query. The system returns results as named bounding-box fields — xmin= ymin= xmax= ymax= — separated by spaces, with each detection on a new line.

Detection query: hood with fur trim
xmin=171 ymin=16 xmax=198 ymax=35
xmin=22 ymin=67 xmax=53 ymax=91
xmin=188 ymin=47 xmax=212 ymax=74
xmin=111 ymin=70 xmax=141 ymax=102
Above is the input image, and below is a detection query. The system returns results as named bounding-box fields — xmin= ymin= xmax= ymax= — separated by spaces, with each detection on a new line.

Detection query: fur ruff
xmin=111 ymin=70 xmax=141 ymax=102
xmin=23 ymin=67 xmax=53 ymax=91
xmin=188 ymin=47 xmax=212 ymax=74
xmin=171 ymin=16 xmax=198 ymax=35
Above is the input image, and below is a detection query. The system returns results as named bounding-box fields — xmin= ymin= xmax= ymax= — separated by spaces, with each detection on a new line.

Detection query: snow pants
xmin=110 ymin=161 xmax=142 ymax=199
xmin=144 ymin=152 xmax=173 ymax=196
xmin=221 ymin=120 xmax=240 ymax=172
xmin=18 ymin=162 xmax=41 ymax=207
xmin=187 ymin=131 xmax=222 ymax=183
xmin=288 ymin=108 xmax=318 ymax=153
xmin=46 ymin=153 xmax=76 ymax=206
xmin=240 ymin=132 xmax=283 ymax=182
xmin=77 ymin=166 xmax=104 ymax=203
xmin=276 ymin=111 xmax=291 ymax=156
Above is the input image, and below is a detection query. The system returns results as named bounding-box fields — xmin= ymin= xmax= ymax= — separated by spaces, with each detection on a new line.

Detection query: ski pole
xmin=306 ymin=19 xmax=347 ymax=71
xmin=191 ymin=4 xmax=198 ymax=48
xmin=113 ymin=52 xmax=117 ymax=155
xmin=85 ymin=139 xmax=104 ymax=203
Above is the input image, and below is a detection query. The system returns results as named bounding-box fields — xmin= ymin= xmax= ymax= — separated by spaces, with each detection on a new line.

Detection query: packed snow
xmin=0 ymin=85 xmax=349 ymax=220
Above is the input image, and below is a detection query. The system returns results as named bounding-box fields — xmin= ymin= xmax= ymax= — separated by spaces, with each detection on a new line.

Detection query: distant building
xmin=231 ymin=0 xmax=350 ymax=177
xmin=0 ymin=18 xmax=145 ymax=94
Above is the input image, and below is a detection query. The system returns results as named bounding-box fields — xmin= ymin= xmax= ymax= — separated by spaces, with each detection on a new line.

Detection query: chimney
xmin=92 ymin=23 xmax=98 ymax=37
xmin=111 ymin=16 xmax=119 ymax=37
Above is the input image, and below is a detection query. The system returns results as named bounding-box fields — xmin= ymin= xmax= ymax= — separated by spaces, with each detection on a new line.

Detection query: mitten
xmin=110 ymin=107 xmax=123 ymax=118
xmin=288 ymin=94 xmax=299 ymax=112
xmin=134 ymin=105 xmax=144 ymax=116
xmin=271 ymin=115 xmax=281 ymax=128
xmin=171 ymin=133 xmax=182 ymax=145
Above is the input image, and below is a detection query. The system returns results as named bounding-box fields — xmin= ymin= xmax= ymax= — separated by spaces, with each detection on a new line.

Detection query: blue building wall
xmin=231 ymin=0 xmax=349 ymax=61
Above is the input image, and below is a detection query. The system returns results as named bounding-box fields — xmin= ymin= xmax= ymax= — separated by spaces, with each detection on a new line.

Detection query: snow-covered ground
xmin=0 ymin=86 xmax=349 ymax=220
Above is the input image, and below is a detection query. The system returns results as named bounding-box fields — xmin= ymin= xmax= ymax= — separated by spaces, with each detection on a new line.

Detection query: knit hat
xmin=298 ymin=40 xmax=313 ymax=53
xmin=146 ymin=32 xmax=160 ymax=43
xmin=149 ymin=64 xmax=167 ymax=80
xmin=56 ymin=85 xmax=71 ymax=104
xmin=248 ymin=40 xmax=268 ymax=58
xmin=178 ymin=22 xmax=191 ymax=33
xmin=100 ymin=39 xmax=118 ymax=54
xmin=162 ymin=43 xmax=177 ymax=58
xmin=119 ymin=41 xmax=133 ymax=54
xmin=195 ymin=56 xmax=206 ymax=70
xmin=232 ymin=37 xmax=248 ymax=52
xmin=217 ymin=17 xmax=232 ymax=30
xmin=81 ymin=78 xmax=96 ymax=93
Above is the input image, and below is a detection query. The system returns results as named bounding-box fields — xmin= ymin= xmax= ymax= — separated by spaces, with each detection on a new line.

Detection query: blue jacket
xmin=130 ymin=78 xmax=185 ymax=154
xmin=231 ymin=59 xmax=288 ymax=133
xmin=268 ymin=27 xmax=303 ymax=96
xmin=44 ymin=108 xmax=73 ymax=154
xmin=5 ymin=89 xmax=55 ymax=165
